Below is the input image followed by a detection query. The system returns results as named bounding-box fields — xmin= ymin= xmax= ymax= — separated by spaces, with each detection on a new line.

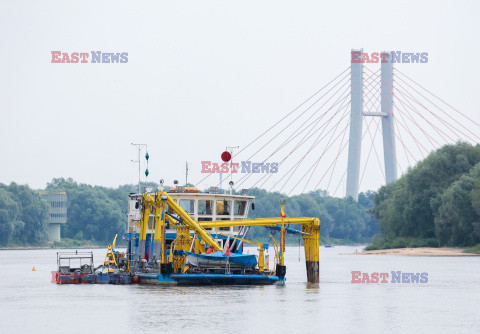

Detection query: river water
xmin=0 ymin=246 xmax=479 ymax=333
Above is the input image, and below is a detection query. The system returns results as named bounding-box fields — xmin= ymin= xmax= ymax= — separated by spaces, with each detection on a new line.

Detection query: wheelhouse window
xmin=198 ymin=200 xmax=213 ymax=215
xmin=218 ymin=217 xmax=231 ymax=231
xmin=198 ymin=217 xmax=212 ymax=230
xmin=216 ymin=200 xmax=231 ymax=216
xmin=180 ymin=199 xmax=195 ymax=215
xmin=234 ymin=200 xmax=247 ymax=216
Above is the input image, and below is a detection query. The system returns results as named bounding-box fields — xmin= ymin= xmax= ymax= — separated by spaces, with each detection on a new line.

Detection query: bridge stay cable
xmin=234 ymin=77 xmax=352 ymax=190
xmin=194 ymin=66 xmax=351 ymax=188
xmin=274 ymin=91 xmax=353 ymax=193
xmin=394 ymin=74 xmax=480 ymax=143
xmin=194 ymin=62 xmax=479 ymax=197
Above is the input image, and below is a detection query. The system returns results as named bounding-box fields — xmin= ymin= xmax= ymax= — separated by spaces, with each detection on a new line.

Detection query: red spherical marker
xmin=221 ymin=151 xmax=232 ymax=162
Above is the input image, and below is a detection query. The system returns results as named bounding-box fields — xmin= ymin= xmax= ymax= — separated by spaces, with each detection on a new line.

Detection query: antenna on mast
xmin=225 ymin=145 xmax=239 ymax=188
xmin=185 ymin=161 xmax=189 ymax=185
xmin=131 ymin=143 xmax=148 ymax=194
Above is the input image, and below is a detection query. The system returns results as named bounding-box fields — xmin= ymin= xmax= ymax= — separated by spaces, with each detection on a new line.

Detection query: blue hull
xmin=95 ymin=273 xmax=132 ymax=284
xmin=136 ymin=273 xmax=283 ymax=285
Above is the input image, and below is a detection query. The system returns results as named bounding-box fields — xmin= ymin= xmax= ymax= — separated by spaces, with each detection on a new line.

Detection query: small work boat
xmin=53 ymin=240 xmax=131 ymax=285
xmin=53 ymin=251 xmax=95 ymax=284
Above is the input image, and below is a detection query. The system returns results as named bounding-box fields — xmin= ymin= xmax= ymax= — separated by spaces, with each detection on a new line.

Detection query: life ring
xmin=170 ymin=186 xmax=199 ymax=193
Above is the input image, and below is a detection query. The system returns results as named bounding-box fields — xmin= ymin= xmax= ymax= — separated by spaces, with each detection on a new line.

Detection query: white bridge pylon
xmin=346 ymin=49 xmax=397 ymax=200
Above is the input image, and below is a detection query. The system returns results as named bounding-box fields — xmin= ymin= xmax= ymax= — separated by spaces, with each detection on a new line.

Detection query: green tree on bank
xmin=371 ymin=142 xmax=480 ymax=250
xmin=247 ymin=188 xmax=377 ymax=243
xmin=0 ymin=183 xmax=49 ymax=246
xmin=435 ymin=163 xmax=480 ymax=246
xmin=0 ymin=177 xmax=379 ymax=246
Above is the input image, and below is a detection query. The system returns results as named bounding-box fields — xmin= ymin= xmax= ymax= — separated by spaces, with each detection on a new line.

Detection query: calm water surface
xmin=0 ymin=246 xmax=479 ymax=333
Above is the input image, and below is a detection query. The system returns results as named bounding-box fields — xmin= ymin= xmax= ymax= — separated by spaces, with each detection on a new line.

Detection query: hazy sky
xmin=1 ymin=0 xmax=479 ymax=195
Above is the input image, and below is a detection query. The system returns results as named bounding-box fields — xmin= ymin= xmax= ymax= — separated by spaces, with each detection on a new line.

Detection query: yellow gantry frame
xmin=138 ymin=191 xmax=223 ymax=272
xmin=270 ymin=235 xmax=280 ymax=268
xmin=219 ymin=233 xmax=267 ymax=272
xmin=198 ymin=217 xmax=319 ymax=229
xmin=139 ymin=194 xmax=153 ymax=239
xmin=199 ymin=217 xmax=320 ymax=276
xmin=164 ymin=194 xmax=222 ymax=252
xmin=137 ymin=192 xmax=320 ymax=281
xmin=153 ymin=201 xmax=166 ymax=263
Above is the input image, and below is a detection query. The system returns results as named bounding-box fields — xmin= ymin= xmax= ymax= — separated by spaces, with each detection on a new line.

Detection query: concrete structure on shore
xmin=41 ymin=192 xmax=67 ymax=242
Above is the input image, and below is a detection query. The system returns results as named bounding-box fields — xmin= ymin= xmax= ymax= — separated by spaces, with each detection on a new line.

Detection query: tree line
xmin=247 ymin=188 xmax=377 ymax=243
xmin=0 ymin=177 xmax=378 ymax=247
xmin=0 ymin=183 xmax=49 ymax=246
xmin=4 ymin=141 xmax=473 ymax=250
xmin=370 ymin=142 xmax=480 ymax=249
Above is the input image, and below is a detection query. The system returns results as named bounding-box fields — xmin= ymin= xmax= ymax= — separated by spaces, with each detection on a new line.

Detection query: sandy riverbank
xmin=356 ymin=247 xmax=479 ymax=256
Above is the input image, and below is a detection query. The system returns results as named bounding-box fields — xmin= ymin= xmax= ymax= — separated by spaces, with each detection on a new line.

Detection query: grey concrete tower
xmin=380 ymin=51 xmax=397 ymax=183
xmin=346 ymin=50 xmax=397 ymax=200
xmin=346 ymin=49 xmax=364 ymax=200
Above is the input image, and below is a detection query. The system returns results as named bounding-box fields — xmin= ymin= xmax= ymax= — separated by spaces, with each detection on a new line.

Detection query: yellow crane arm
xmin=198 ymin=217 xmax=318 ymax=229
xmin=112 ymin=234 xmax=118 ymax=250
xmin=103 ymin=234 xmax=119 ymax=269
xmin=140 ymin=193 xmax=155 ymax=241
xmin=163 ymin=193 xmax=222 ymax=252
xmin=138 ymin=193 xmax=156 ymax=260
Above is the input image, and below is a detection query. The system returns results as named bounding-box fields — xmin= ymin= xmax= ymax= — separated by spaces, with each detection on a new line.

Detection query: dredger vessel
xmin=54 ymin=186 xmax=320 ymax=285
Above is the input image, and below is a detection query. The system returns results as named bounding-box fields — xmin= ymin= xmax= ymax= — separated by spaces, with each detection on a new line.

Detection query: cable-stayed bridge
xmin=196 ymin=50 xmax=480 ymax=199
